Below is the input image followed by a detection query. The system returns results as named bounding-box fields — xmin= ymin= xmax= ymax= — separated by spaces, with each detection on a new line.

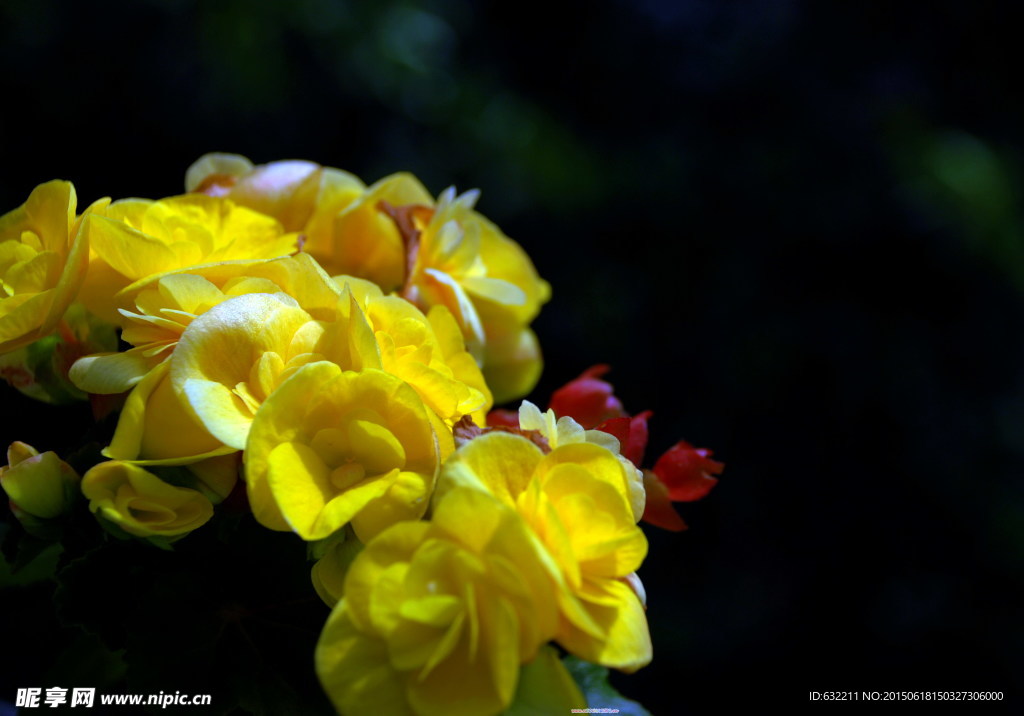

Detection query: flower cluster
xmin=1 ymin=155 xmax=720 ymax=715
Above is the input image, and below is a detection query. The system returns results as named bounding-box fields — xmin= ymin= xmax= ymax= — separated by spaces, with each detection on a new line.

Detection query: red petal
xmin=653 ymin=440 xmax=723 ymax=502
xmin=549 ymin=364 xmax=626 ymax=429
xmin=641 ymin=470 xmax=688 ymax=531
xmin=597 ymin=410 xmax=652 ymax=466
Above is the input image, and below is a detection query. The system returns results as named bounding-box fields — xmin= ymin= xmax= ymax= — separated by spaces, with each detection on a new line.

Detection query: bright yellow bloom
xmin=404 ymin=183 xmax=550 ymax=403
xmin=439 ymin=432 xmax=652 ymax=672
xmin=69 ymin=255 xmax=351 ymax=465
xmin=81 ymin=460 xmax=213 ymax=538
xmin=0 ymin=441 xmax=79 ymax=519
xmin=313 ymin=174 xmax=551 ymax=403
xmin=363 ymin=294 xmax=492 ymax=430
xmin=169 ymin=290 xmax=379 ymax=453
xmin=315 ymin=487 xmax=561 ymax=716
xmin=0 ymin=180 xmax=108 ymax=354
xmin=70 ymin=253 xmax=340 ymax=395
xmin=185 ymin=152 xmax=364 ymax=235
xmin=78 ymin=193 xmax=299 ymax=322
xmin=308 ymin=173 xmax=431 ymax=292
xmin=245 ymin=362 xmax=440 ymax=542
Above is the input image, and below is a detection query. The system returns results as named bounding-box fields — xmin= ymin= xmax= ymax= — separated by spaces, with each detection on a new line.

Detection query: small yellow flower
xmin=315 ymin=487 xmax=561 ymax=716
xmin=439 ymin=432 xmax=652 ymax=672
xmin=0 ymin=441 xmax=79 ymax=519
xmin=245 ymin=362 xmax=440 ymax=542
xmin=0 ymin=180 xmax=108 ymax=354
xmin=77 ymin=193 xmax=299 ymax=322
xmin=81 ymin=460 xmax=213 ymax=538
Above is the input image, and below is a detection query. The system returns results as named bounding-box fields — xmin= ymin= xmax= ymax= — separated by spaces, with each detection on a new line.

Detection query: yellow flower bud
xmin=81 ymin=461 xmax=213 ymax=538
xmin=0 ymin=441 xmax=79 ymax=519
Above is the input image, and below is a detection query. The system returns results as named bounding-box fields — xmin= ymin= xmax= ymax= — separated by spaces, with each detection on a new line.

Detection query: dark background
xmin=2 ymin=0 xmax=1023 ymax=712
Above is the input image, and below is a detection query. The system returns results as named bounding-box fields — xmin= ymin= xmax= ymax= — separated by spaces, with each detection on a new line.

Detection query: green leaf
xmin=563 ymin=656 xmax=652 ymax=716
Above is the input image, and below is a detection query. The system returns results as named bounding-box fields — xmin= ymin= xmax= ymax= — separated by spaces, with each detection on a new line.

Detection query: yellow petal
xmin=316 ymin=603 xmax=414 ymax=716
xmin=556 ymin=577 xmax=652 ymax=672
xmin=70 ymin=348 xmax=161 ymax=394
xmin=437 ymin=432 xmax=543 ymax=509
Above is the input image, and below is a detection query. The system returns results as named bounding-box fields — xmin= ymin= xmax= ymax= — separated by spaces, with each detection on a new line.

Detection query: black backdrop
xmin=2 ymin=1 xmax=1023 ymax=713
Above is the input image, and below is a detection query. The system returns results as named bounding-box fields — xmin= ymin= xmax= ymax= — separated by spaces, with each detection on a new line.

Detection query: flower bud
xmin=81 ymin=461 xmax=213 ymax=539
xmin=549 ymin=364 xmax=625 ymax=429
xmin=0 ymin=442 xmax=80 ymax=519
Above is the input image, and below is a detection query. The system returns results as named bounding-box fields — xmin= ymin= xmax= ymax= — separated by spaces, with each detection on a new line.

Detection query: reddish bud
xmin=596 ymin=410 xmax=652 ymax=467
xmin=549 ymin=364 xmax=626 ymax=429
xmin=653 ymin=440 xmax=723 ymax=502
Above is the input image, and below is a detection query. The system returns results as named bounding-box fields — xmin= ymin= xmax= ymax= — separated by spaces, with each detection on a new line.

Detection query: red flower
xmin=548 ymin=364 xmax=626 ymax=429
xmin=652 ymin=441 xmax=723 ymax=502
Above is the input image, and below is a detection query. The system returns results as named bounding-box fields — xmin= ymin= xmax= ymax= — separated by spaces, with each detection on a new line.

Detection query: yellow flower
xmin=404 ymin=184 xmax=550 ymax=403
xmin=315 ymin=487 xmax=561 ymax=716
xmin=77 ymin=193 xmax=299 ymax=322
xmin=0 ymin=441 xmax=79 ymax=519
xmin=363 ymin=294 xmax=492 ymax=430
xmin=308 ymin=173 xmax=432 ymax=292
xmin=70 ymin=253 xmax=340 ymax=395
xmin=81 ymin=460 xmax=213 ymax=538
xmin=439 ymin=432 xmax=652 ymax=672
xmin=185 ymin=152 xmax=364 ymax=235
xmin=244 ymin=362 xmax=440 ymax=542
xmin=0 ymin=180 xmax=108 ymax=354
xmin=69 ymin=255 xmax=355 ymax=465
xmin=313 ymin=174 xmax=551 ymax=403
xmin=168 ymin=290 xmax=379 ymax=453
